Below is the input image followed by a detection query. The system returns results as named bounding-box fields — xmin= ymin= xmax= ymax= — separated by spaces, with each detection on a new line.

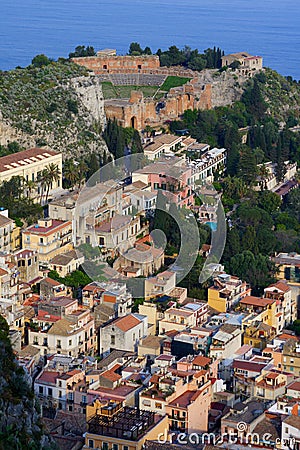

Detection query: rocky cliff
xmin=0 ymin=61 xmax=108 ymax=158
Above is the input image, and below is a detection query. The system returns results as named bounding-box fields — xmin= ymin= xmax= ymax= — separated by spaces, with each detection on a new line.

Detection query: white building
xmin=99 ymin=313 xmax=148 ymax=357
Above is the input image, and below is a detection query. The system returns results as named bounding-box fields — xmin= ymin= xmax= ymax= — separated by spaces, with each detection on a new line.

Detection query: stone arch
xmin=131 ymin=116 xmax=137 ymax=129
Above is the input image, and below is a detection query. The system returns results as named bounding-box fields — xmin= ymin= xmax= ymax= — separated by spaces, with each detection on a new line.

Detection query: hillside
xmin=0 ymin=316 xmax=56 ymax=450
xmin=0 ymin=60 xmax=108 ymax=157
xmin=249 ymin=68 xmax=300 ymax=124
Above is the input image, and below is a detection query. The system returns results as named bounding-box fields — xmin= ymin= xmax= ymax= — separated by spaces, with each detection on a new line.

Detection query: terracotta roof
xmin=0 ymin=147 xmax=58 ymax=173
xmin=47 ymin=318 xmax=83 ymax=336
xmin=25 ymin=219 xmax=71 ymax=235
xmin=114 ymin=314 xmax=141 ymax=332
xmin=192 ymin=355 xmax=211 ymax=367
xmin=240 ymin=296 xmax=275 ymax=307
xmin=287 ymin=381 xmax=300 ymax=391
xmin=233 ymin=360 xmax=268 ymax=372
xmin=268 ymin=281 xmax=291 ymax=293
xmin=41 ymin=277 xmax=63 ymax=286
xmin=278 ymin=333 xmax=298 ymax=341
xmin=0 ymin=267 xmax=8 ymax=276
xmin=169 ymin=389 xmax=204 ymax=408
xmin=38 ymin=370 xmax=59 ymax=385
xmin=101 ymin=364 xmax=122 ymax=382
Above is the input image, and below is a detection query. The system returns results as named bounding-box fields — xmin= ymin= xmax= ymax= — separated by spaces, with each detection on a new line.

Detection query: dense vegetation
xmin=0 ymin=316 xmax=54 ymax=449
xmin=128 ymin=42 xmax=224 ymax=71
xmin=165 ymin=70 xmax=300 ymax=295
xmin=69 ymin=45 xmax=96 ymax=58
xmin=103 ymin=118 xmax=143 ymax=159
xmin=0 ymin=57 xmax=106 ymax=155
xmin=0 ymin=176 xmax=43 ymax=224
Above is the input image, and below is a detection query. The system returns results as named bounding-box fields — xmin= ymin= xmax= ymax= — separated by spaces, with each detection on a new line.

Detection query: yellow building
xmin=0 ymin=147 xmax=62 ymax=201
xmin=240 ymin=296 xmax=278 ymax=332
xmin=208 ymin=273 xmax=250 ymax=313
xmin=243 ymin=321 xmax=276 ymax=350
xmin=22 ymin=218 xmax=73 ymax=266
xmin=0 ymin=211 xmax=20 ymax=254
xmin=84 ymin=400 xmax=168 ymax=450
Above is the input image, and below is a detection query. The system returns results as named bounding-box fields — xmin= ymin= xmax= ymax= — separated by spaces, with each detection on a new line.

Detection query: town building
xmin=143 ymin=134 xmax=183 ymax=160
xmin=0 ymin=209 xmax=20 ymax=254
xmin=83 ymin=400 xmax=168 ymax=450
xmin=99 ymin=313 xmax=148 ymax=357
xmin=132 ymin=157 xmax=194 ymax=208
xmin=22 ymin=218 xmax=73 ymax=267
xmin=49 ymin=249 xmax=84 ymax=277
xmin=29 ymin=308 xmax=95 ymax=357
xmin=144 ymin=270 xmax=176 ymax=300
xmin=221 ymin=52 xmax=263 ymax=74
xmin=208 ymin=273 xmax=250 ymax=313
xmin=209 ymin=324 xmax=242 ymax=360
xmin=11 ymin=248 xmax=39 ymax=282
xmin=113 ymin=242 xmax=164 ymax=277
xmin=0 ymin=147 xmax=62 ymax=201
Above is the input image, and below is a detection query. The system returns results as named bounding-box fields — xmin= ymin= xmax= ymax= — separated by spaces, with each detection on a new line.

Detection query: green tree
xmin=238 ymin=148 xmax=257 ymax=185
xmin=257 ymin=190 xmax=282 ymax=214
xmin=128 ymin=42 xmax=143 ymax=55
xmin=31 ymin=54 xmax=51 ymax=68
xmin=63 ymin=159 xmax=79 ymax=188
xmin=226 ymin=250 xmax=276 ymax=295
xmin=43 ymin=163 xmax=61 ymax=203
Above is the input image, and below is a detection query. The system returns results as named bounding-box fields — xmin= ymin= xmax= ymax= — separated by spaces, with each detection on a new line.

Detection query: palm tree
xmin=22 ymin=178 xmax=37 ymax=199
xmin=44 ymin=163 xmax=61 ymax=203
xmin=77 ymin=160 xmax=88 ymax=188
xmin=37 ymin=169 xmax=50 ymax=205
xmin=63 ymin=159 xmax=79 ymax=189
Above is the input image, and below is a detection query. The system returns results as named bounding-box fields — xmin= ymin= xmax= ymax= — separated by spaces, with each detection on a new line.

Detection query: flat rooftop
xmin=87 ymin=406 xmax=159 ymax=441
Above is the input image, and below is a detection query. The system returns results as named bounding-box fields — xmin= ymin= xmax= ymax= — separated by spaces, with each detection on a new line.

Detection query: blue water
xmin=0 ymin=0 xmax=299 ymax=79
xmin=207 ymin=222 xmax=217 ymax=232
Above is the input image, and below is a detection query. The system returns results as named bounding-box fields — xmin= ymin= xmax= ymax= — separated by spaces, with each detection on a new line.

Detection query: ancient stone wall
xmin=104 ymin=82 xmax=213 ymax=130
xmin=72 ymin=55 xmax=160 ymax=73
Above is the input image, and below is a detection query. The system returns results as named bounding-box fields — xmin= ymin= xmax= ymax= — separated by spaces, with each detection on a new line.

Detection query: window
xmin=48 ymin=388 xmax=53 ymax=396
xmin=111 ymin=335 xmax=115 ymax=345
xmin=69 ymin=339 xmax=72 ymax=346
xmin=112 ymin=445 xmax=119 ymax=450
xmin=102 ymin=443 xmax=109 ymax=450
xmin=88 ymin=440 xmax=94 ymax=449
xmin=123 ymin=446 xmax=129 ymax=450
xmin=39 ymin=386 xmax=43 ymax=394
xmin=59 ymin=391 xmax=62 ymax=398
xmin=155 ymin=402 xmax=162 ymax=409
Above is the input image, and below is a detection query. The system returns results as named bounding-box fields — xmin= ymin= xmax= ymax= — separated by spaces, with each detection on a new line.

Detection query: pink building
xmin=132 ymin=157 xmax=194 ymax=208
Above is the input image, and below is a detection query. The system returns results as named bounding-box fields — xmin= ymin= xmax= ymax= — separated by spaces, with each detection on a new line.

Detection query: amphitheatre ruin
xmin=72 ymin=51 xmax=249 ymax=130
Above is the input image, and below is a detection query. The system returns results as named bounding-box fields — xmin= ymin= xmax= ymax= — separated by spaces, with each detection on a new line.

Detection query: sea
xmin=0 ymin=0 xmax=299 ymax=80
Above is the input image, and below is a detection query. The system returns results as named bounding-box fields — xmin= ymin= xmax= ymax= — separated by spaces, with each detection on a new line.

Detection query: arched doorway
xmin=131 ymin=116 xmax=137 ymax=129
